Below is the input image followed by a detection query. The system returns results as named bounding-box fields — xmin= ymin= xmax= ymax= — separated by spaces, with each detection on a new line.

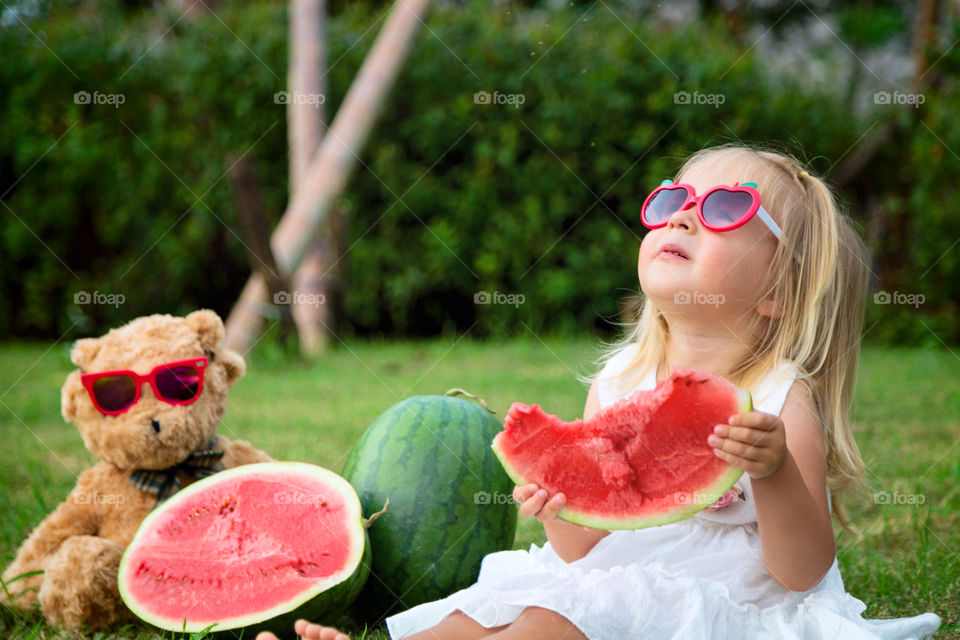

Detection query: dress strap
xmin=750 ymin=361 xmax=800 ymax=417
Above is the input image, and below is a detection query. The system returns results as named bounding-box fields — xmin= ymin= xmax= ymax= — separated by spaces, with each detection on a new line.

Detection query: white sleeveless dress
xmin=385 ymin=345 xmax=942 ymax=640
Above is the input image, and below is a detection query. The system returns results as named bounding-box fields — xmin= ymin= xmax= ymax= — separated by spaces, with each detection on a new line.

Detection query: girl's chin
xmin=640 ymin=258 xmax=690 ymax=279
xmin=639 ymin=275 xmax=689 ymax=300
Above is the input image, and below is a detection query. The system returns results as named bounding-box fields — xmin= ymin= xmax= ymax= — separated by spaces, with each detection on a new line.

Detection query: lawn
xmin=0 ymin=335 xmax=957 ymax=638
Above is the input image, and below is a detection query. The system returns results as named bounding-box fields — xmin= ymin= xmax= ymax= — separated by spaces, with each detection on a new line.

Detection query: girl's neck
xmin=657 ymin=326 xmax=749 ymax=383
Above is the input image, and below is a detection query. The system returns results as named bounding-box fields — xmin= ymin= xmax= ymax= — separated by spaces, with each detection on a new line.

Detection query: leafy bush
xmin=1 ymin=1 xmax=957 ymax=342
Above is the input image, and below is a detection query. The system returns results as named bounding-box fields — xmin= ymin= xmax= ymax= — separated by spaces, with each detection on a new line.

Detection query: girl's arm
xmin=544 ymin=518 xmax=610 ymax=563
xmin=711 ymin=381 xmax=835 ymax=591
xmin=514 ymin=382 xmax=610 ymax=564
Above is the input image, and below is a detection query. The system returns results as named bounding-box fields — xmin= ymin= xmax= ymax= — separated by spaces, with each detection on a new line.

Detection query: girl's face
xmin=638 ymin=162 xmax=781 ymax=320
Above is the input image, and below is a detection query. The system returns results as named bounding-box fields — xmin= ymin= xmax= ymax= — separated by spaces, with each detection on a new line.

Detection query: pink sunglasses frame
xmin=640 ymin=180 xmax=782 ymax=240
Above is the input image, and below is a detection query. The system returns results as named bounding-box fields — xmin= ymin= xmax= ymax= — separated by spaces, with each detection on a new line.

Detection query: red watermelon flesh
xmin=118 ymin=462 xmax=368 ymax=633
xmin=491 ymin=367 xmax=752 ymax=529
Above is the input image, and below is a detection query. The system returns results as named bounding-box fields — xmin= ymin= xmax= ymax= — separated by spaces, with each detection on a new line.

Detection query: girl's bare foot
xmin=255 ymin=618 xmax=350 ymax=640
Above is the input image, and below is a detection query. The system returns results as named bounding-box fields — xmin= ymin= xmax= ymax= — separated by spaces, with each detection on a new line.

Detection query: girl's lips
xmin=658 ymin=243 xmax=690 ymax=260
xmin=657 ymin=248 xmax=690 ymax=261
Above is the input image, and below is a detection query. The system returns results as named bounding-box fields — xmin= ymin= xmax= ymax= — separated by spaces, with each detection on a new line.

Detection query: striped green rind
xmin=342 ymin=394 xmax=517 ymax=623
xmin=493 ymin=388 xmax=753 ymax=530
xmin=117 ymin=462 xmax=370 ymax=638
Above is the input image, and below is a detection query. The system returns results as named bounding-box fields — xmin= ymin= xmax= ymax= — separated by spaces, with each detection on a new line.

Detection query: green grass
xmin=0 ymin=336 xmax=956 ymax=638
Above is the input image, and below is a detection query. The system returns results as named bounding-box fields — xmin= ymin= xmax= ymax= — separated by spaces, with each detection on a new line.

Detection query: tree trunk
xmin=289 ymin=0 xmax=331 ymax=355
xmin=225 ymin=154 xmax=296 ymax=344
xmin=224 ymin=0 xmax=433 ymax=353
xmin=912 ymin=0 xmax=940 ymax=81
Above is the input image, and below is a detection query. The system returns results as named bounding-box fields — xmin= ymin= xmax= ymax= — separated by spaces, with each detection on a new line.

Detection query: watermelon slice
xmin=491 ymin=367 xmax=752 ymax=530
xmin=118 ymin=462 xmax=370 ymax=636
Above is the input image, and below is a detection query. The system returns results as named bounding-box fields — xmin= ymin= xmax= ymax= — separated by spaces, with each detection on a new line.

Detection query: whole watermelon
xmin=341 ymin=389 xmax=517 ymax=622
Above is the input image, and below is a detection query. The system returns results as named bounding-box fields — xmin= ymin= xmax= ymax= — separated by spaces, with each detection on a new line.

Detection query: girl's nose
xmin=667 ymin=202 xmax=697 ymax=231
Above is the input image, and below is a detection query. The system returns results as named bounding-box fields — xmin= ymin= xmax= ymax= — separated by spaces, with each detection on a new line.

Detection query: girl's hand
xmin=708 ymin=411 xmax=787 ymax=479
xmin=514 ymin=484 xmax=596 ymax=532
xmin=513 ymin=483 xmax=568 ymax=523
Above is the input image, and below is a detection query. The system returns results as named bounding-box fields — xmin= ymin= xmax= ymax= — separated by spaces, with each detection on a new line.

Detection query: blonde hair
xmin=583 ymin=142 xmax=871 ymax=529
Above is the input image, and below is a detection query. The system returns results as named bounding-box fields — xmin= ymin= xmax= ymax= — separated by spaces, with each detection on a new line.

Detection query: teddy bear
xmin=0 ymin=309 xmax=272 ymax=630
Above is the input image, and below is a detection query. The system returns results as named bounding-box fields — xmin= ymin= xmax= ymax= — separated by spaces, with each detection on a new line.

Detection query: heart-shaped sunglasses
xmin=641 ymin=180 xmax=782 ymax=240
xmin=80 ymin=357 xmax=207 ymax=416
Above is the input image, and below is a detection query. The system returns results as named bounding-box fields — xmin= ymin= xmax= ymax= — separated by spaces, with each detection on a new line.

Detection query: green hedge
xmin=1 ymin=1 xmax=957 ymax=342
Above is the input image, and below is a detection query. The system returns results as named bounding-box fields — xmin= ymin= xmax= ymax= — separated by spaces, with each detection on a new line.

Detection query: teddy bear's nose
xmin=151 ymin=419 xmax=161 ymax=433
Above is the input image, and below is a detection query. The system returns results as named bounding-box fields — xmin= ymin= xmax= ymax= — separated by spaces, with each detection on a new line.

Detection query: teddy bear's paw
xmin=38 ymin=536 xmax=135 ymax=630
xmin=0 ymin=564 xmax=44 ymax=609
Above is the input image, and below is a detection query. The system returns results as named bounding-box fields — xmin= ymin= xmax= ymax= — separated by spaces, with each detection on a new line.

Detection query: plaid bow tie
xmin=129 ymin=437 xmax=225 ymax=506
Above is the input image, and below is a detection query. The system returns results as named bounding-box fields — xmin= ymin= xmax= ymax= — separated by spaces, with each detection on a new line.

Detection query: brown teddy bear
xmin=0 ymin=310 xmax=272 ymax=630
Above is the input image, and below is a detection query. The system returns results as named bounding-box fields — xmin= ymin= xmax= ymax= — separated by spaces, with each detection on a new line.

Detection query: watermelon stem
xmin=444 ymin=388 xmax=496 ymax=415
xmin=364 ymin=498 xmax=390 ymax=528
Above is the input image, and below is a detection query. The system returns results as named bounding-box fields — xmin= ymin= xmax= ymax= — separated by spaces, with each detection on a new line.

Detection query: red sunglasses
xmin=80 ymin=356 xmax=207 ymax=416
xmin=641 ymin=180 xmax=782 ymax=240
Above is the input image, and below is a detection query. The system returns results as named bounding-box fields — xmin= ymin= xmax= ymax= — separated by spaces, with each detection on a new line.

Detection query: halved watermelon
xmin=491 ymin=367 xmax=752 ymax=529
xmin=118 ymin=462 xmax=370 ymax=636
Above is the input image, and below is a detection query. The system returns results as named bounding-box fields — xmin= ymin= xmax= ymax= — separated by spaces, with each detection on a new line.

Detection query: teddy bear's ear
xmin=186 ymin=309 xmax=225 ymax=352
xmin=218 ymin=348 xmax=246 ymax=384
xmin=70 ymin=338 xmax=101 ymax=369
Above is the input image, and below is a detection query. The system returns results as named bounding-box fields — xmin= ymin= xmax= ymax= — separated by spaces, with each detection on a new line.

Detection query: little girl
xmin=258 ymin=144 xmax=941 ymax=640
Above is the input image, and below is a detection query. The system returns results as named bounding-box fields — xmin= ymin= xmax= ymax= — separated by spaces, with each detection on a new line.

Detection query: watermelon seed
xmin=685 ymin=381 xmax=692 ymax=386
